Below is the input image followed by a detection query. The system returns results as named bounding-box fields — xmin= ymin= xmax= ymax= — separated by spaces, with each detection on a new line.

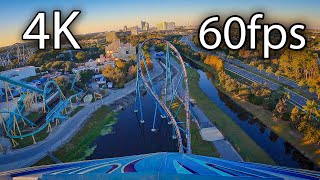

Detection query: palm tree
xmin=257 ymin=64 xmax=264 ymax=72
xmin=284 ymin=92 xmax=290 ymax=101
xmin=266 ymin=66 xmax=273 ymax=75
xmin=275 ymin=70 xmax=281 ymax=80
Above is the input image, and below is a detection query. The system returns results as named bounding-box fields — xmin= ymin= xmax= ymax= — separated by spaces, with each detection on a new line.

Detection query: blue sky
xmin=0 ymin=0 xmax=319 ymax=47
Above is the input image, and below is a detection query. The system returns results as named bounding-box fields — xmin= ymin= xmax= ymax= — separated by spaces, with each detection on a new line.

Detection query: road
xmin=181 ymin=36 xmax=311 ymax=108
xmin=0 ymin=53 xmax=164 ymax=171
xmin=223 ymin=55 xmax=317 ymax=99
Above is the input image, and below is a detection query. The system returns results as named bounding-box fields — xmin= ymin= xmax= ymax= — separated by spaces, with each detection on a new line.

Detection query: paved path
xmin=181 ymin=36 xmax=312 ymax=108
xmin=200 ymin=128 xmax=224 ymax=141
xmin=0 ymin=55 xmax=164 ymax=171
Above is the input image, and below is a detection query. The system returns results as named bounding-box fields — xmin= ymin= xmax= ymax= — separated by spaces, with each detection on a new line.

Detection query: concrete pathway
xmin=213 ymin=140 xmax=243 ymax=162
xmin=200 ymin=128 xmax=224 ymax=141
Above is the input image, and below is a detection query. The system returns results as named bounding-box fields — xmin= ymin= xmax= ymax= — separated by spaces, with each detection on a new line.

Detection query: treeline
xmin=278 ymin=50 xmax=319 ymax=91
xmin=27 ymin=49 xmax=76 ymax=72
xmin=218 ymin=68 xmax=273 ymax=106
xmin=26 ymin=45 xmax=104 ymax=72
xmin=172 ymin=38 xmax=207 ymax=61
xmin=41 ymin=61 xmax=75 ymax=72
xmin=74 ymin=46 xmax=104 ymax=63
xmin=121 ymin=33 xmax=165 ymax=47
xmin=205 ymin=55 xmax=273 ymax=105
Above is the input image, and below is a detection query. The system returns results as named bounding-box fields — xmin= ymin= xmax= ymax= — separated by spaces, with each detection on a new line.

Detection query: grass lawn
xmin=186 ymin=66 xmax=275 ymax=165
xmin=26 ymin=112 xmax=42 ymax=122
xmin=13 ymin=105 xmax=84 ymax=149
xmin=52 ymin=105 xmax=117 ymax=163
xmin=13 ymin=113 xmax=51 ymax=149
xmin=32 ymin=156 xmax=55 ymax=167
xmin=13 ymin=128 xmax=50 ymax=149
xmin=170 ymin=101 xmax=220 ymax=157
xmin=69 ymin=106 xmax=84 ymax=117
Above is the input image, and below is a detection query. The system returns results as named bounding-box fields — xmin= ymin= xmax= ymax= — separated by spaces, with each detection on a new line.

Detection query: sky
xmin=0 ymin=0 xmax=319 ymax=47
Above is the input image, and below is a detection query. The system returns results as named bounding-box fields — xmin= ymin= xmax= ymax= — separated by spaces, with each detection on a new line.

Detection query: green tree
xmin=274 ymin=98 xmax=287 ymax=119
xmin=302 ymin=100 xmax=319 ymax=120
xmin=309 ymin=88 xmax=315 ymax=93
xmin=80 ymin=70 xmax=95 ymax=84
xmin=290 ymin=106 xmax=300 ymax=128
xmin=55 ymin=76 xmax=69 ymax=89
xmin=298 ymin=80 xmax=305 ymax=88
xmin=75 ymin=51 xmax=88 ymax=62
xmin=237 ymin=88 xmax=250 ymax=101
xmin=317 ymin=89 xmax=320 ymax=100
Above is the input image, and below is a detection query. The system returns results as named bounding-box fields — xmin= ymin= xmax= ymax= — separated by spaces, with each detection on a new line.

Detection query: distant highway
xmin=181 ymin=36 xmax=312 ymax=108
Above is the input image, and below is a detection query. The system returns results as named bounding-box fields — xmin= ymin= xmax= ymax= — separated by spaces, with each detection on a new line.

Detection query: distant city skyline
xmin=0 ymin=0 xmax=319 ymax=47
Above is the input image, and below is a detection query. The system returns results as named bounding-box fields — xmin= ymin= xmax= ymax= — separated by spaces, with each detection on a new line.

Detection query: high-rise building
xmin=123 ymin=26 xmax=127 ymax=32
xmin=128 ymin=26 xmax=139 ymax=35
xmin=141 ymin=21 xmax=149 ymax=31
xmin=157 ymin=22 xmax=166 ymax=31
xmin=141 ymin=21 xmax=146 ymax=31
xmin=165 ymin=22 xmax=175 ymax=31
xmin=157 ymin=21 xmax=175 ymax=31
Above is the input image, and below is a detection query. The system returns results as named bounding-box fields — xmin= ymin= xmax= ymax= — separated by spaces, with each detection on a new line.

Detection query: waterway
xmin=183 ymin=55 xmax=318 ymax=170
xmin=87 ymin=81 xmax=178 ymax=160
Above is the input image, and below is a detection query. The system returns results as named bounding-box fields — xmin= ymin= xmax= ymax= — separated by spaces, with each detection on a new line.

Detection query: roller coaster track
xmin=0 ymin=75 xmax=43 ymax=94
xmin=135 ymin=38 xmax=191 ymax=153
xmin=0 ymin=74 xmax=82 ymax=140
xmin=1 ymin=152 xmax=319 ymax=179
xmin=0 ymin=43 xmax=34 ymax=67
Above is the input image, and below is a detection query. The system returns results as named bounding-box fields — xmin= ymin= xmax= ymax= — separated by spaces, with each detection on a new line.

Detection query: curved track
xmin=135 ymin=38 xmax=191 ymax=153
